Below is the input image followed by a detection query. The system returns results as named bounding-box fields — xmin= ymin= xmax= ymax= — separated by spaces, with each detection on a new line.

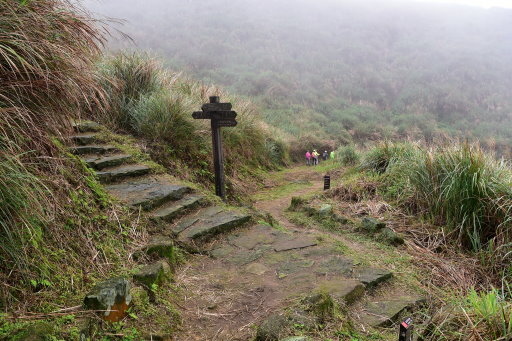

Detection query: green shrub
xmin=337 ymin=145 xmax=360 ymax=166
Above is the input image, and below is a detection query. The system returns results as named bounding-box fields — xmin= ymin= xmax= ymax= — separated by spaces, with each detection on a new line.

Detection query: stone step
xmin=69 ymin=144 xmax=118 ymax=155
xmin=85 ymin=154 xmax=132 ymax=170
xmin=70 ymin=133 xmax=97 ymax=146
xmin=97 ymin=164 xmax=152 ymax=183
xmin=173 ymin=206 xmax=251 ymax=242
xmin=150 ymin=194 xmax=205 ymax=222
xmin=359 ymin=296 xmax=426 ymax=327
xmin=105 ymin=176 xmax=191 ymax=210
xmin=73 ymin=120 xmax=101 ymax=133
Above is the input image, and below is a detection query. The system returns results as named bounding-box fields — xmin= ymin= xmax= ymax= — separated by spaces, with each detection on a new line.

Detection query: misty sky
xmin=416 ymin=0 xmax=512 ymax=8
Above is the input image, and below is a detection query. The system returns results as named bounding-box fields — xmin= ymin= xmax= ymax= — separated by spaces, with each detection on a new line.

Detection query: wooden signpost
xmin=192 ymin=96 xmax=237 ymax=199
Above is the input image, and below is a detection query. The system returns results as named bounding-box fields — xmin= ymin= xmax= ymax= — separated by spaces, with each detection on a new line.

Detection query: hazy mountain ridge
xmin=85 ymin=0 xmax=512 ymax=146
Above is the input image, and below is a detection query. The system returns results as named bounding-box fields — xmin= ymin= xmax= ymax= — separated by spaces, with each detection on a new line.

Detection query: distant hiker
xmin=312 ymin=150 xmax=319 ymax=165
xmin=322 ymin=150 xmax=328 ymax=161
xmin=305 ymin=151 xmax=311 ymax=166
xmin=330 ymin=150 xmax=335 ymax=160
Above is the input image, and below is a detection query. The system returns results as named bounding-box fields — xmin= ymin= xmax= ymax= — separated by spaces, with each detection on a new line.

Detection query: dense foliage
xmin=93 ymin=53 xmax=289 ymax=197
xmin=84 ymin=0 xmax=512 ymax=151
xmin=355 ymin=142 xmax=512 ymax=277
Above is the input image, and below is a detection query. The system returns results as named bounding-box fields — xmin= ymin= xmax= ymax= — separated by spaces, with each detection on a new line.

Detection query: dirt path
xmin=172 ymin=166 xmax=422 ymax=340
xmin=253 ymin=167 xmax=324 ymax=230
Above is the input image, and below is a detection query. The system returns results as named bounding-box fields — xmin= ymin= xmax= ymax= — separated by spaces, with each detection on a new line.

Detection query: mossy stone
xmin=133 ymin=261 xmax=171 ymax=287
xmin=255 ymin=314 xmax=289 ymax=341
xmin=377 ymin=227 xmax=404 ymax=246
xmin=361 ymin=217 xmax=386 ymax=233
xmin=12 ymin=322 xmax=55 ymax=341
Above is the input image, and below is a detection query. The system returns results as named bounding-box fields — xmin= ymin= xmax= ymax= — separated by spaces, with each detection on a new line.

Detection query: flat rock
xmin=245 ymin=262 xmax=269 ymax=275
xmin=150 ymin=194 xmax=204 ymax=222
xmin=105 ymin=176 xmax=190 ymax=210
xmin=97 ymin=164 xmax=152 ymax=183
xmin=354 ymin=268 xmax=392 ymax=288
xmin=175 ymin=207 xmax=251 ymax=241
xmin=83 ymin=277 xmax=132 ymax=322
xmin=278 ymin=258 xmax=315 ymax=276
xmin=274 ymin=236 xmax=317 ymax=252
xmin=133 ymin=261 xmax=171 ymax=287
xmin=71 ymin=133 xmax=97 ymax=145
xmin=227 ymin=249 xmax=264 ymax=265
xmin=315 ymin=255 xmax=354 ymax=276
xmin=69 ymin=144 xmax=117 ymax=155
xmin=73 ymin=121 xmax=101 ymax=132
xmin=229 ymin=225 xmax=276 ymax=249
xmin=312 ymin=279 xmax=365 ymax=305
xmin=360 ymin=296 xmax=426 ymax=327
xmin=281 ymin=337 xmax=311 ymax=341
xmin=210 ymin=245 xmax=236 ymax=258
xmin=85 ymin=154 xmax=132 ymax=170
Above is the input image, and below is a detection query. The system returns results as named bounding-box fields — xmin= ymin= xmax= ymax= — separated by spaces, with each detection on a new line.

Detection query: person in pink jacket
xmin=305 ymin=151 xmax=311 ymax=166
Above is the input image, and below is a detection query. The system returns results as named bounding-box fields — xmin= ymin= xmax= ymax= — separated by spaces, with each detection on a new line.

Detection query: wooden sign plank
xmin=211 ymin=111 xmax=237 ymax=119
xmin=215 ymin=119 xmax=238 ymax=127
xmin=202 ymin=102 xmax=232 ymax=111
xmin=192 ymin=111 xmax=211 ymax=119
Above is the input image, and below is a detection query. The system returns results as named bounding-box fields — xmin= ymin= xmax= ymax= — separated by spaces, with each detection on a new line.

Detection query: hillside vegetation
xmin=0 ymin=0 xmax=286 ymax=324
xmin=84 ymin=0 xmax=512 ymax=152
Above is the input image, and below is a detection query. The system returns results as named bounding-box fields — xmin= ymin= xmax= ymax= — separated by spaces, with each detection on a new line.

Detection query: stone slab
xmin=105 ymin=176 xmax=190 ymax=210
xmin=274 ymin=236 xmax=317 ymax=252
xmin=71 ymin=133 xmax=97 ymax=146
xmin=354 ymin=268 xmax=393 ymax=288
xmin=97 ymin=164 xmax=152 ymax=183
xmin=150 ymin=195 xmax=204 ymax=222
xmin=360 ymin=296 xmax=426 ymax=327
xmin=85 ymin=154 xmax=132 ymax=170
xmin=315 ymin=255 xmax=354 ymax=276
xmin=69 ymin=144 xmax=117 ymax=155
xmin=178 ymin=209 xmax=251 ymax=241
xmin=312 ymin=279 xmax=365 ymax=304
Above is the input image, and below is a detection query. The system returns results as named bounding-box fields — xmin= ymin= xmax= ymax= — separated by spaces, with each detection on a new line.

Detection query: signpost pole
xmin=192 ymin=96 xmax=236 ymax=200
xmin=209 ymin=96 xmax=226 ymax=199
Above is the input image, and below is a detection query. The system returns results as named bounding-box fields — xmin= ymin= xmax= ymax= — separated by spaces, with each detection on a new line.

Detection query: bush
xmin=357 ymin=142 xmax=512 ymax=261
xmin=337 ymin=145 xmax=360 ymax=166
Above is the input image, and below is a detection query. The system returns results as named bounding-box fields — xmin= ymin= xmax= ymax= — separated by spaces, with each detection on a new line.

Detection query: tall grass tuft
xmin=0 ymin=0 xmax=106 ymax=302
xmin=355 ymin=142 xmax=512 ymax=270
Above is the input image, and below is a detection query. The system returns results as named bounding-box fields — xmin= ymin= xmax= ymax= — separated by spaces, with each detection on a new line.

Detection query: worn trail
xmin=172 ymin=167 xmax=420 ymax=340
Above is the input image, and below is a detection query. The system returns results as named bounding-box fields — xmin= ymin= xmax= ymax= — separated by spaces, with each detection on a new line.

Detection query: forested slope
xmin=84 ymin=0 xmax=512 ymax=149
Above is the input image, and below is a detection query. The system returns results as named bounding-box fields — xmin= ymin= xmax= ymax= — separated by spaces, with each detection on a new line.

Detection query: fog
xmin=81 ymin=0 xmax=512 ymax=144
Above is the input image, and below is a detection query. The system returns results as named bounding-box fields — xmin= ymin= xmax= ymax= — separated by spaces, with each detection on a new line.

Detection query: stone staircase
xmin=69 ymin=121 xmax=251 ymax=249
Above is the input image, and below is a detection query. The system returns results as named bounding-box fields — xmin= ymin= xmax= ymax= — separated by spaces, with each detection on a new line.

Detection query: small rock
xmin=210 ymin=245 xmax=236 ymax=258
xmin=256 ymin=314 xmax=289 ymax=341
xmin=133 ymin=261 xmax=171 ymax=287
xmin=317 ymin=204 xmax=333 ymax=218
xmin=355 ymin=268 xmax=393 ymax=288
xmin=73 ymin=120 xmax=101 ymax=132
xmin=333 ymin=214 xmax=349 ymax=224
xmin=246 ymin=262 xmax=269 ymax=275
xmin=281 ymin=337 xmax=311 ymax=341
xmin=83 ymin=277 xmax=132 ymax=322
xmin=361 ymin=217 xmax=386 ymax=233
xmin=142 ymin=236 xmax=175 ymax=261
xmin=377 ymin=227 xmax=405 ymax=246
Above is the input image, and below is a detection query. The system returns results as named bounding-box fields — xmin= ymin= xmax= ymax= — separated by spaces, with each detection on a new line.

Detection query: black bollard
xmin=399 ymin=317 xmax=413 ymax=341
xmin=323 ymin=175 xmax=330 ymax=190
